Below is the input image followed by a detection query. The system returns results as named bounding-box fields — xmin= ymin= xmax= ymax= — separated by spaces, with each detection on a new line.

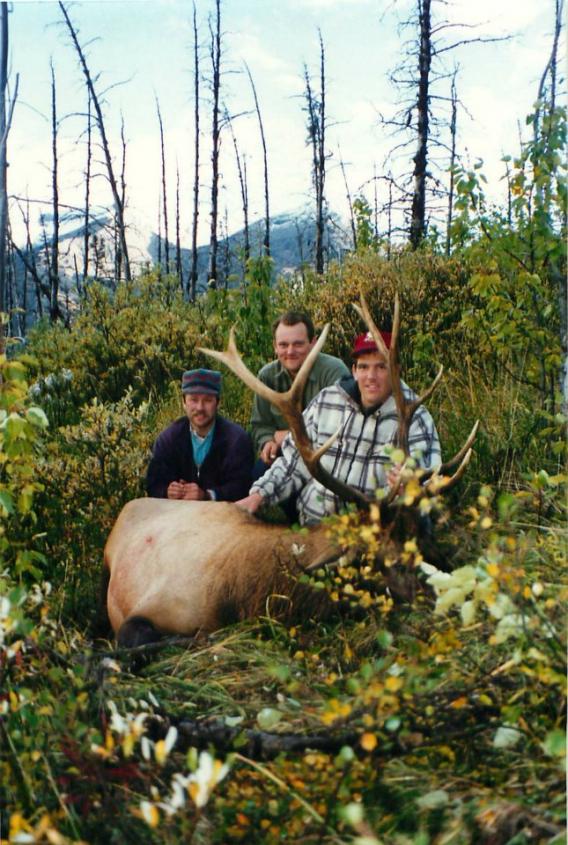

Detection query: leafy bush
xmin=0 ymin=350 xmax=50 ymax=581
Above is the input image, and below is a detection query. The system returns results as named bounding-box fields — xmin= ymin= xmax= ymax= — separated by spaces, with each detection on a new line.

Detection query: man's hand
xmin=260 ymin=429 xmax=288 ymax=464
xmin=167 ymin=480 xmax=186 ymax=499
xmin=180 ymin=482 xmax=207 ymax=501
xmin=235 ymin=492 xmax=264 ymax=513
xmin=387 ymin=464 xmax=404 ymax=493
xmin=167 ymin=481 xmax=207 ymax=500
xmin=260 ymin=439 xmax=279 ymax=464
xmin=273 ymin=429 xmax=288 ymax=447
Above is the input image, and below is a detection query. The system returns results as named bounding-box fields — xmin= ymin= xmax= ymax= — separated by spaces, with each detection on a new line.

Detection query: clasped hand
xmin=167 ymin=480 xmax=206 ymax=500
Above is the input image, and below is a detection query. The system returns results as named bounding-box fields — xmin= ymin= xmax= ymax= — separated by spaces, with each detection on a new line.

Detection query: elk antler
xmin=353 ymin=293 xmax=444 ymax=455
xmin=421 ymin=419 xmax=480 ymax=492
xmin=198 ymin=327 xmax=370 ymax=508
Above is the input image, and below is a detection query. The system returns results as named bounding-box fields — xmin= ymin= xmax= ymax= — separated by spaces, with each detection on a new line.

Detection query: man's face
xmin=352 ymin=351 xmax=392 ymax=409
xmin=183 ymin=392 xmax=218 ymax=435
xmin=274 ymin=322 xmax=315 ymax=375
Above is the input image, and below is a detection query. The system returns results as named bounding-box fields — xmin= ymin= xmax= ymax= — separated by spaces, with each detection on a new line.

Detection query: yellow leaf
xmin=449 ymin=696 xmax=467 ymax=709
xmin=360 ymin=732 xmax=377 ymax=751
xmin=385 ymin=676 xmax=403 ymax=692
xmin=154 ymin=739 xmax=167 ymax=765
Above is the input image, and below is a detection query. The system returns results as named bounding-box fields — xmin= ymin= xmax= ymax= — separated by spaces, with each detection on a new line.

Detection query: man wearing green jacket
xmin=250 ymin=310 xmax=349 ymax=468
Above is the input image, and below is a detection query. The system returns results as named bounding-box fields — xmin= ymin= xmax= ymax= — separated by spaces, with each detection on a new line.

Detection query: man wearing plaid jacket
xmin=237 ymin=331 xmax=441 ymax=525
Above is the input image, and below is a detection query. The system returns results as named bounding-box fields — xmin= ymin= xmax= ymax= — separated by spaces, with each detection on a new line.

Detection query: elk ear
xmin=305 ymin=546 xmax=355 ymax=572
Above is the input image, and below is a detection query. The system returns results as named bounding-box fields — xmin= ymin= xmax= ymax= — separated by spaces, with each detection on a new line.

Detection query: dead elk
xmin=103 ymin=295 xmax=478 ymax=647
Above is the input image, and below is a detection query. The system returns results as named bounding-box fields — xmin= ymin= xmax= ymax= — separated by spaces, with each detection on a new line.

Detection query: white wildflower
xmin=493 ymin=725 xmax=522 ymax=749
xmin=187 ymin=751 xmax=230 ymax=808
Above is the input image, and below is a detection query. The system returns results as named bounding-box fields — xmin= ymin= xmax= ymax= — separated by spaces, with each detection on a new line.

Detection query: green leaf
xmin=542 ymin=729 xmax=566 ymax=758
xmin=0 ymin=489 xmax=14 ymax=514
xmin=26 ymin=407 xmax=49 ymax=429
xmin=417 ymin=789 xmax=449 ymax=809
xmin=376 ymin=630 xmax=393 ymax=649
xmin=256 ymin=708 xmax=282 ymax=730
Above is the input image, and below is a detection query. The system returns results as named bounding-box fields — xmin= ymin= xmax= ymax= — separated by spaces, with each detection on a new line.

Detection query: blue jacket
xmin=146 ymin=414 xmax=254 ymax=502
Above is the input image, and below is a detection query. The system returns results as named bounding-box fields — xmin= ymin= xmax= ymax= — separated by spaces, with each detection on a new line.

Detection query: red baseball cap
xmin=352 ymin=330 xmax=392 ymax=357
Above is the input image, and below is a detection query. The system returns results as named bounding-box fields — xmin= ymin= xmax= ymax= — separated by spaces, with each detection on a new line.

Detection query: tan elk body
xmin=105 ymin=498 xmax=337 ymax=636
xmin=103 ymin=295 xmax=477 ymax=646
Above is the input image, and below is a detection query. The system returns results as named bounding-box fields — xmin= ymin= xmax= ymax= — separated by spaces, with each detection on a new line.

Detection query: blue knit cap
xmin=181 ymin=369 xmax=222 ymax=397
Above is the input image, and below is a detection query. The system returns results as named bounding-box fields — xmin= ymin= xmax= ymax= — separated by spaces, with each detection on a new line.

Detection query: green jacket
xmin=250 ymin=352 xmax=350 ymax=453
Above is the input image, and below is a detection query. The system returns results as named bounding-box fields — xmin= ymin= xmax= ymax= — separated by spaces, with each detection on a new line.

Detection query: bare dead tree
xmin=0 ymin=1 xmax=7 ymax=322
xmin=115 ymin=115 xmax=127 ymax=283
xmin=382 ymin=0 xmax=510 ymax=248
xmin=220 ymin=206 xmax=230 ymax=288
xmin=156 ymin=96 xmax=170 ymax=271
xmin=373 ymin=164 xmax=379 ymax=241
xmin=0 ymin=2 xmax=18 ymax=325
xmin=244 ymin=62 xmax=270 ymax=256
xmin=15 ymin=198 xmax=44 ymax=320
xmin=338 ymin=147 xmax=356 ymax=249
xmin=175 ymin=163 xmax=183 ymax=289
xmin=189 ymin=0 xmax=200 ymax=300
xmin=49 ymin=59 xmax=61 ymax=321
xmin=303 ymin=30 xmax=328 ymax=274
xmin=7 ymin=223 xmax=24 ymax=336
xmin=83 ymin=89 xmax=92 ymax=282
xmin=59 ymin=2 xmax=131 ymax=281
xmin=225 ymin=107 xmax=249 ymax=264
xmin=207 ymin=0 xmax=222 ymax=289
xmin=409 ymin=0 xmax=432 ymax=249
xmin=535 ymin=0 xmax=563 ymax=141
xmin=445 ymin=70 xmax=458 ymax=256
xmin=157 ymin=197 xmax=162 ymax=267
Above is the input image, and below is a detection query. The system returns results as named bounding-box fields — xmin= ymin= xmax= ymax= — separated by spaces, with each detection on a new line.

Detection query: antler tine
xmin=199 ymin=328 xmax=370 ymax=508
xmin=425 ymin=446 xmax=474 ymax=494
xmin=288 ymin=324 xmax=330 ymax=411
xmin=352 ymin=297 xmax=391 ymax=359
xmin=406 ymin=365 xmax=444 ymax=419
xmin=199 ymin=328 xmax=280 ymax=407
xmin=420 ymin=420 xmax=480 ymax=484
xmin=354 ymin=293 xmax=408 ymax=448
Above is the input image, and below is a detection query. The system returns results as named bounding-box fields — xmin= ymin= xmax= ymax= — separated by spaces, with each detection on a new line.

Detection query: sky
xmin=5 ymin=0 xmax=561 ymax=248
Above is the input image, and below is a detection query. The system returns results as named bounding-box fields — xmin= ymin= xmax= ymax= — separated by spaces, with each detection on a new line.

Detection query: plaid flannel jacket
xmin=251 ymin=376 xmax=441 ymax=525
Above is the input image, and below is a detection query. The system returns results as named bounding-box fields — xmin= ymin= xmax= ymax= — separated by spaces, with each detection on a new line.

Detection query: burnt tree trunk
xmin=83 ymin=90 xmax=92 ymax=284
xmin=245 ymin=62 xmax=270 ymax=257
xmin=0 ymin=1 xmax=12 ymax=323
xmin=445 ymin=71 xmax=457 ymax=256
xmin=156 ymin=97 xmax=169 ymax=271
xmin=316 ymin=30 xmax=326 ymax=273
xmin=207 ymin=0 xmax=221 ymax=289
xmin=49 ymin=60 xmax=61 ymax=321
xmin=189 ymin=1 xmax=200 ymax=300
xmin=175 ymin=164 xmax=183 ymax=290
xmin=226 ymin=108 xmax=249 ymax=264
xmin=339 ymin=148 xmax=356 ymax=250
xmin=409 ymin=0 xmax=432 ymax=249
xmin=303 ymin=30 xmax=327 ymax=275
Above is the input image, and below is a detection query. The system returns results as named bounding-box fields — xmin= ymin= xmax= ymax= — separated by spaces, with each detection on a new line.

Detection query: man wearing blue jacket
xmin=146 ymin=369 xmax=253 ymax=502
